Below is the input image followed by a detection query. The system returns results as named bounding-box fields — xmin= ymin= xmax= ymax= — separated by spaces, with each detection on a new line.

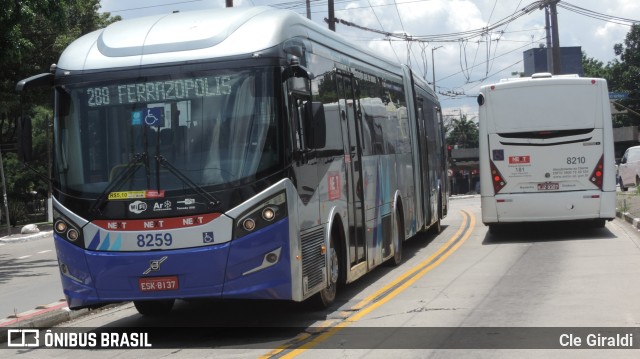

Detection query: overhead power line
xmin=334 ymin=1 xmax=547 ymax=43
xmin=558 ymin=2 xmax=640 ymax=26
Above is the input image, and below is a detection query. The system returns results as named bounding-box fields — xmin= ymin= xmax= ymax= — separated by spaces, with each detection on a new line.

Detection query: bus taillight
xmin=589 ymin=155 xmax=605 ymax=190
xmin=489 ymin=160 xmax=507 ymax=194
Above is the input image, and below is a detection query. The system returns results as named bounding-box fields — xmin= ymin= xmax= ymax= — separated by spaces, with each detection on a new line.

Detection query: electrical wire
xmin=104 ymin=0 xmax=204 ymax=13
xmin=558 ymin=2 xmax=639 ymax=26
xmin=335 ymin=1 xmax=546 ymax=43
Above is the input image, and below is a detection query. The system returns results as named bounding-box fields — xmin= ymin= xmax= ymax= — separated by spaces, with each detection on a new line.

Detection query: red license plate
xmin=139 ymin=276 xmax=179 ymax=292
xmin=537 ymin=182 xmax=560 ymax=191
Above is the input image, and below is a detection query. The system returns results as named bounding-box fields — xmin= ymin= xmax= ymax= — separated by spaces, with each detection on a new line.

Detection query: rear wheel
xmin=134 ymin=299 xmax=175 ymax=316
xmin=488 ymin=224 xmax=503 ymax=235
xmin=387 ymin=210 xmax=404 ymax=266
xmin=430 ymin=219 xmax=442 ymax=234
xmin=430 ymin=193 xmax=443 ymax=234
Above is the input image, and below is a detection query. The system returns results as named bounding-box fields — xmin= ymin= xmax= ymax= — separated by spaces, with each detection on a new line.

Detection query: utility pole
xmin=544 ymin=6 xmax=553 ymax=73
xmin=549 ymin=0 xmax=561 ymax=74
xmin=306 ymin=0 xmax=311 ymax=20
xmin=431 ymin=46 xmax=442 ymax=91
xmin=0 ymin=148 xmax=9 ymax=236
xmin=328 ymin=0 xmax=335 ymax=31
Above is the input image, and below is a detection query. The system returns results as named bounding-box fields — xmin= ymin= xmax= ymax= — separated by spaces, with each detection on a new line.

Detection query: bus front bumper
xmin=54 ymin=218 xmax=293 ymax=309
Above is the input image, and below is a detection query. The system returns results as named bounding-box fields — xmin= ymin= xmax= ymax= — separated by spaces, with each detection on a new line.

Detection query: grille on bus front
xmin=301 ymin=227 xmax=325 ymax=294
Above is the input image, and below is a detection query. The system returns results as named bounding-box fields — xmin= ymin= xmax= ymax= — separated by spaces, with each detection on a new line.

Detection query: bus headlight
xmin=53 ymin=210 xmax=85 ymax=247
xmin=234 ymin=192 xmax=287 ymax=239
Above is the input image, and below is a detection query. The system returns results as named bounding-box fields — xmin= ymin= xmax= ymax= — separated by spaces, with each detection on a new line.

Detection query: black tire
xmin=488 ymin=224 xmax=503 ymax=235
xmin=313 ymin=235 xmax=339 ymax=309
xmin=387 ymin=210 xmax=403 ymax=266
xmin=430 ymin=193 xmax=443 ymax=234
xmin=134 ymin=299 xmax=175 ymax=316
xmin=430 ymin=219 xmax=442 ymax=234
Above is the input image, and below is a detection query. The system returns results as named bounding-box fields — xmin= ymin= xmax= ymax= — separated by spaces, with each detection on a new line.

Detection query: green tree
xmin=583 ymin=24 xmax=640 ymax=127
xmin=582 ymin=52 xmax=610 ymax=79
xmin=0 ymin=0 xmax=120 ymax=224
xmin=446 ymin=114 xmax=478 ymax=149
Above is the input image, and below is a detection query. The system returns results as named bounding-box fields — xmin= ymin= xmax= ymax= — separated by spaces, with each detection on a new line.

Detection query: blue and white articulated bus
xmin=478 ymin=73 xmax=616 ymax=233
xmin=17 ymin=6 xmax=448 ymax=315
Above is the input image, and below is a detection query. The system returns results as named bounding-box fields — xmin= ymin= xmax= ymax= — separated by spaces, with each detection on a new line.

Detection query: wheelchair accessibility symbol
xmin=203 ymin=232 xmax=214 ymax=243
xmin=144 ymin=107 xmax=164 ymax=127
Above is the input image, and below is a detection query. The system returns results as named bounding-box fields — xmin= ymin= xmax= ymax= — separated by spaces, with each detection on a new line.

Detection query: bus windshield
xmin=54 ymin=67 xmax=282 ymax=198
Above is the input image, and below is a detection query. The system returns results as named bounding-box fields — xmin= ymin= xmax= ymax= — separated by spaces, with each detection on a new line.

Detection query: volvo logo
xmin=143 ymin=256 xmax=168 ymax=275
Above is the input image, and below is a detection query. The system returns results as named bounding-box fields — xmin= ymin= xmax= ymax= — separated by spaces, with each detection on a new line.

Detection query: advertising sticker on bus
xmin=509 ymin=156 xmax=530 ymax=165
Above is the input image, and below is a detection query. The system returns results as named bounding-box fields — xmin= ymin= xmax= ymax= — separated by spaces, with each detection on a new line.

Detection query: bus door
xmin=424 ymin=104 xmax=440 ymax=224
xmin=336 ymin=73 xmax=366 ymax=267
xmin=415 ymin=98 xmax=432 ymax=227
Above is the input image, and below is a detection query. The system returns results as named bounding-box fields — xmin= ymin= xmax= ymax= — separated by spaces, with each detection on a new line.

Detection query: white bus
xmin=477 ymin=73 xmax=616 ymax=232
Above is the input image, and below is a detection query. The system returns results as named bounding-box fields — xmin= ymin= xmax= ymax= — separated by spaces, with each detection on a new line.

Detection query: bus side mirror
xmin=16 ymin=72 xmax=53 ymax=163
xmin=16 ymin=73 xmax=54 ymax=92
xmin=281 ymin=56 xmax=314 ymax=82
xmin=304 ymin=101 xmax=326 ymax=149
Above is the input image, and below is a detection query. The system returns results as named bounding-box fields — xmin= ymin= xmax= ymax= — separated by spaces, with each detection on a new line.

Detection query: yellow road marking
xmin=276 ymin=210 xmax=475 ymax=358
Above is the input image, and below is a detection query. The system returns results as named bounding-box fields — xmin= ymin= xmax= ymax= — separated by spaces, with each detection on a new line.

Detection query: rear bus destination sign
xmin=85 ymin=75 xmax=232 ymax=107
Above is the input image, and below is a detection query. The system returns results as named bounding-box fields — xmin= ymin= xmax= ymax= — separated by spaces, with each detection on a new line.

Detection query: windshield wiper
xmin=89 ymin=153 xmax=147 ymax=214
xmin=155 ymin=155 xmax=221 ymax=209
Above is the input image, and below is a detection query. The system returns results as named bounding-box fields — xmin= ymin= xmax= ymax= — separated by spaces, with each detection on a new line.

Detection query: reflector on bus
xmin=489 ymin=160 xmax=507 ymax=194
xmin=589 ymin=155 xmax=605 ymax=190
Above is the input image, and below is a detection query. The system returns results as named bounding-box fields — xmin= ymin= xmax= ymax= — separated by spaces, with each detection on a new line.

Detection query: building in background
xmin=523 ymin=46 xmax=583 ymax=76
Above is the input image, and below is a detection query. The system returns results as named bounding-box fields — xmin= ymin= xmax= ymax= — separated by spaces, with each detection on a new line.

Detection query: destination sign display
xmin=85 ymin=75 xmax=232 ymax=107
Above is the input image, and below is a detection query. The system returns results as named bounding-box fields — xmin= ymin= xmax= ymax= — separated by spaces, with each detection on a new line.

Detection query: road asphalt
xmin=0 ymin=195 xmax=636 ymax=342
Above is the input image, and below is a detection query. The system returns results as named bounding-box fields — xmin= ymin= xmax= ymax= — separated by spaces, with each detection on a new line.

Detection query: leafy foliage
xmin=0 ymin=0 xmax=120 ymax=224
xmin=446 ymin=114 xmax=478 ymax=149
xmin=583 ymin=24 xmax=640 ymax=127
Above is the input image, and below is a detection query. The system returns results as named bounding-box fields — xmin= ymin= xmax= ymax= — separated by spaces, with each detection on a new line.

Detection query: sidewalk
xmin=616 ymin=191 xmax=640 ymax=229
xmin=0 ymin=223 xmax=53 ymax=243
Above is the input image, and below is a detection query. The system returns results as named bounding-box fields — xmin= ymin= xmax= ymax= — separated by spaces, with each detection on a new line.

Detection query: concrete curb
xmin=450 ymin=194 xmax=479 ymax=200
xmin=0 ymin=302 xmax=123 ymax=343
xmin=617 ymin=210 xmax=640 ymax=229
xmin=0 ymin=231 xmax=53 ymax=244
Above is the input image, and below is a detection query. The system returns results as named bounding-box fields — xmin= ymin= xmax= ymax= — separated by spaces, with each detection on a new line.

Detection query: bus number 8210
xmin=567 ymin=156 xmax=586 ymax=165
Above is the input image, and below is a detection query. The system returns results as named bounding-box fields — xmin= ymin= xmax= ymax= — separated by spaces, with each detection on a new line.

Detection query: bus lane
xmin=1 ymin=200 xmax=473 ymax=357
xmin=286 ymin=196 xmax=640 ymax=358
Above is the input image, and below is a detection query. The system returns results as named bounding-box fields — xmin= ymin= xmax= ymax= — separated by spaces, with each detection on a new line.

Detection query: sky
xmin=98 ymin=0 xmax=640 ymax=120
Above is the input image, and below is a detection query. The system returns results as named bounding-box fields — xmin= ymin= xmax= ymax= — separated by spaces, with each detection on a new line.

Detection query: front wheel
xmin=313 ymin=235 xmax=339 ymax=309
